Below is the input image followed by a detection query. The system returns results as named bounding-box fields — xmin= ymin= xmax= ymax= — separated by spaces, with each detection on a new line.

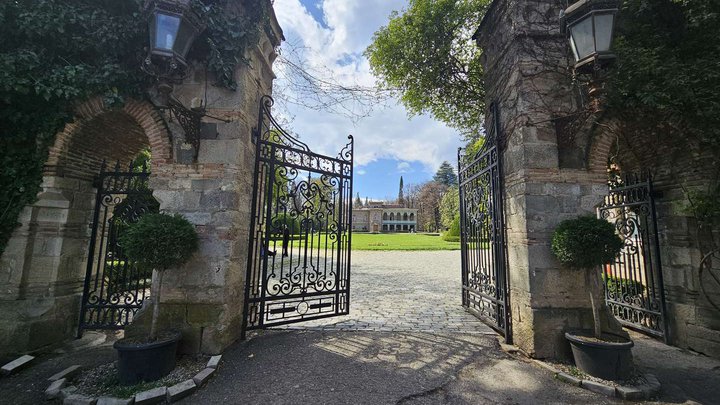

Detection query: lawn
xmin=348 ymin=232 xmax=461 ymax=251
xmin=279 ymin=232 xmax=461 ymax=251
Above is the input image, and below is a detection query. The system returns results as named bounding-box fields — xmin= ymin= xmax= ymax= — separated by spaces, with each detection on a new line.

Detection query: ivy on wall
xmin=608 ymin=0 xmax=720 ymax=150
xmin=607 ymin=0 xmax=720 ymax=233
xmin=0 ymin=0 xmax=270 ymax=255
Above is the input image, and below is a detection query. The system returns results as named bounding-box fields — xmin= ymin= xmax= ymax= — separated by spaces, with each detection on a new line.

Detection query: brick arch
xmin=586 ymin=118 xmax=621 ymax=175
xmin=45 ymin=97 xmax=172 ymax=179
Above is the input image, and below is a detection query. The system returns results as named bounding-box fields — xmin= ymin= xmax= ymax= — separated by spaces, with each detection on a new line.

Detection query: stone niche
xmin=0 ymin=1 xmax=284 ymax=360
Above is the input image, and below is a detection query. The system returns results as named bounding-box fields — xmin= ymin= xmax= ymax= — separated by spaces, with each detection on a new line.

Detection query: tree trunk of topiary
xmin=149 ymin=269 xmax=164 ymax=342
xmin=586 ymin=268 xmax=603 ymax=339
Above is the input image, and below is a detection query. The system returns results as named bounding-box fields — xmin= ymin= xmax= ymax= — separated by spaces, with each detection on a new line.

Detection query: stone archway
xmin=0 ymin=97 xmax=173 ymax=356
xmin=46 ymin=97 xmax=172 ymax=177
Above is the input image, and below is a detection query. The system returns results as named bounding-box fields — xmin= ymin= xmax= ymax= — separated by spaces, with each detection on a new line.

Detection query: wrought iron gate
xmin=78 ymin=162 xmax=159 ymax=336
xmin=242 ymin=96 xmax=353 ymax=337
xmin=598 ymin=172 xmax=668 ymax=340
xmin=458 ymin=103 xmax=511 ymax=342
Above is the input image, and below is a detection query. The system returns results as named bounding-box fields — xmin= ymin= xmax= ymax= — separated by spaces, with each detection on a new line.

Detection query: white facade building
xmin=351 ymin=202 xmax=418 ymax=232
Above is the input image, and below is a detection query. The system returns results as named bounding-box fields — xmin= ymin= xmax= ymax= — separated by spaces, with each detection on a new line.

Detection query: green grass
xmin=295 ymin=232 xmax=461 ymax=251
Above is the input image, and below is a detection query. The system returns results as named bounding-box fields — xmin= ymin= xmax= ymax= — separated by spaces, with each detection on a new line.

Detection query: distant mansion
xmin=352 ymin=202 xmax=418 ymax=233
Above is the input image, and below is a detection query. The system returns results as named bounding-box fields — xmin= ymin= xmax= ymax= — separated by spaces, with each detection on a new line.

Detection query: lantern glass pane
xmin=594 ymin=13 xmax=614 ymax=52
xmin=174 ymin=22 xmax=195 ymax=58
xmin=155 ymin=13 xmax=181 ymax=51
xmin=570 ymin=17 xmax=594 ymax=61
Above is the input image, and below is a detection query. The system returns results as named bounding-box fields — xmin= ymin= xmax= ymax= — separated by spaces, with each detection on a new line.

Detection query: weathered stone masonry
xmin=0 ymin=1 xmax=284 ymax=360
xmin=478 ymin=0 xmax=720 ymax=359
xmin=476 ymin=0 xmax=625 ymax=359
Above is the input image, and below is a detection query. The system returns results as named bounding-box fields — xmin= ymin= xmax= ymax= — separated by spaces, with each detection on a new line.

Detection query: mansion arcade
xmin=351 ymin=202 xmax=417 ymax=233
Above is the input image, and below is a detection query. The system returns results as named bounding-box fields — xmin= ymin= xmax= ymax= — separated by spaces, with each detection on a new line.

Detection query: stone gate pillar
xmin=130 ymin=7 xmax=284 ymax=354
xmin=476 ymin=0 xmax=621 ymax=359
xmin=0 ymin=3 xmax=284 ymax=360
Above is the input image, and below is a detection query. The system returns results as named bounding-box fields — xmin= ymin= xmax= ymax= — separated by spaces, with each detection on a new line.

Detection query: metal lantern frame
xmin=561 ymin=0 xmax=620 ymax=73
xmin=143 ymin=0 xmax=204 ymax=82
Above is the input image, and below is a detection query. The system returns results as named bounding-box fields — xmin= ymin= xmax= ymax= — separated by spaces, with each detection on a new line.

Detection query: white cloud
xmin=273 ymin=0 xmax=463 ymax=173
xmin=396 ymin=161 xmax=411 ymax=173
xmin=356 ymin=169 xmax=367 ymax=175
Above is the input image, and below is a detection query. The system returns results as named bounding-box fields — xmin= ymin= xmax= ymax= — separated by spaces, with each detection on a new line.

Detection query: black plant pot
xmin=114 ymin=331 xmax=181 ymax=385
xmin=565 ymin=331 xmax=634 ymax=381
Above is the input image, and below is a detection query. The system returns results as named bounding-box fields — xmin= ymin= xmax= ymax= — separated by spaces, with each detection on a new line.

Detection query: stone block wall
xmin=124 ymin=3 xmax=284 ymax=355
xmin=604 ymin=125 xmax=720 ymax=357
xmin=0 ymin=0 xmax=284 ymax=360
xmin=477 ymin=0 xmax=624 ymax=359
xmin=0 ymin=176 xmax=95 ymax=360
xmin=479 ymin=0 xmax=720 ymax=360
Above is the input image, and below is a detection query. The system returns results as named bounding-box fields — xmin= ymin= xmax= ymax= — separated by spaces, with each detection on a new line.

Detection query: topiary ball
xmin=551 ymin=216 xmax=624 ymax=269
xmin=119 ymin=213 xmax=199 ymax=271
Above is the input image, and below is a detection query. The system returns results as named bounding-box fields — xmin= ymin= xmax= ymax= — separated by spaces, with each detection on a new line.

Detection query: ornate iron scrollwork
xmin=78 ymin=161 xmax=160 ymax=337
xmin=458 ymin=102 xmax=511 ymax=343
xmin=242 ymin=95 xmax=354 ymax=337
xmin=598 ymin=172 xmax=668 ymax=340
xmin=168 ymin=97 xmax=203 ymax=160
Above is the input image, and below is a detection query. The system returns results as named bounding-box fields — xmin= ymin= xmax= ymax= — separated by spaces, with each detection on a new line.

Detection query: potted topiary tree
xmin=114 ymin=213 xmax=198 ymax=385
xmin=551 ymin=215 xmax=632 ymax=381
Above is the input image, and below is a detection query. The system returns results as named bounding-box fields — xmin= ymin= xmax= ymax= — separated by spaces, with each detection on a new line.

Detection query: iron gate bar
xmin=598 ymin=172 xmax=668 ymax=341
xmin=241 ymin=96 xmax=353 ymax=338
xmin=458 ymin=102 xmax=511 ymax=343
xmin=77 ymin=161 xmax=159 ymax=337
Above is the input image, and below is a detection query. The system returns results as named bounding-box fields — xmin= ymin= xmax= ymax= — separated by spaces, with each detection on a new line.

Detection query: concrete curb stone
xmin=557 ymin=372 xmax=582 ymax=386
xmin=60 ymin=386 xmax=79 ymax=400
xmin=192 ymin=367 xmax=216 ymax=386
xmin=616 ymin=385 xmax=644 ymax=400
xmin=63 ymin=393 xmax=98 ymax=405
xmin=45 ymin=377 xmax=68 ymax=399
xmin=581 ymin=380 xmax=617 ymax=397
xmin=51 ymin=353 xmax=222 ymax=404
xmin=206 ymin=355 xmax=222 ymax=369
xmin=1 ymin=355 xmax=34 ymax=376
xmin=167 ymin=379 xmax=197 ymax=402
xmin=97 ymin=397 xmax=135 ymax=405
xmin=134 ymin=387 xmax=167 ymax=405
xmin=49 ymin=365 xmax=82 ymax=382
xmin=532 ymin=358 xmax=662 ymax=401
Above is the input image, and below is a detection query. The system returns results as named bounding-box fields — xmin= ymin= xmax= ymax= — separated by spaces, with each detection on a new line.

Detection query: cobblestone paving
xmin=276 ymin=250 xmax=495 ymax=334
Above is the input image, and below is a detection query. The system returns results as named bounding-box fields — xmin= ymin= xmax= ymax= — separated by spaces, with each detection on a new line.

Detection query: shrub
xmin=604 ymin=274 xmax=645 ymax=296
xmin=119 ymin=213 xmax=198 ymax=340
xmin=120 ymin=213 xmax=198 ymax=271
xmin=442 ymin=215 xmax=461 ymax=242
xmin=551 ymin=216 xmax=624 ymax=269
xmin=551 ymin=216 xmax=624 ymax=340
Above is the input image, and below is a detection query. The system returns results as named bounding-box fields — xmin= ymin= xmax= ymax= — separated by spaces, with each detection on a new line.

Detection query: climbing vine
xmin=0 ymin=0 xmax=269 ymax=255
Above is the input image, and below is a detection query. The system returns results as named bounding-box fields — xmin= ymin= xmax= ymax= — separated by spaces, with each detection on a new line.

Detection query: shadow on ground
xmin=181 ymin=330 xmax=617 ymax=405
xmin=631 ymin=331 xmax=720 ymax=405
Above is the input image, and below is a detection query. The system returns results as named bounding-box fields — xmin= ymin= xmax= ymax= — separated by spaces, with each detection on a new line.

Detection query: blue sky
xmin=274 ymin=0 xmax=463 ymax=200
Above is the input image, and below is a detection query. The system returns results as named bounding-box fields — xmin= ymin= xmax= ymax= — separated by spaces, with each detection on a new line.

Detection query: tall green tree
xmin=365 ymin=0 xmax=490 ymax=141
xmin=608 ymin=0 xmax=720 ymax=150
xmin=439 ymin=186 xmax=459 ymax=229
xmin=434 ymin=161 xmax=458 ymax=186
xmin=398 ymin=176 xmax=405 ymax=206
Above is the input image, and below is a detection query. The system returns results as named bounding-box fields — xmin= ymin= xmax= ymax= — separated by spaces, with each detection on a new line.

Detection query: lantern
xmin=561 ymin=0 xmax=620 ymax=72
